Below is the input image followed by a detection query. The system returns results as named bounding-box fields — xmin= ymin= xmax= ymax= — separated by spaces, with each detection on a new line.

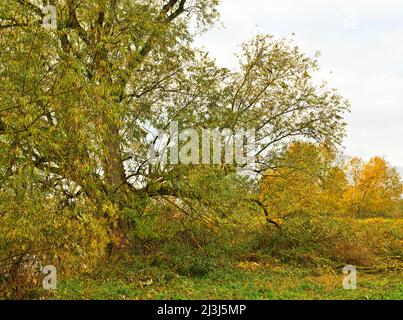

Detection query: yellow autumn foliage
xmin=260 ymin=143 xmax=402 ymax=219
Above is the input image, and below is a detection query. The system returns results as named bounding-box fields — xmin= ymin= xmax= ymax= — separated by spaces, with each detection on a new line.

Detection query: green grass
xmin=36 ymin=217 xmax=403 ymax=300
xmin=45 ymin=257 xmax=403 ymax=300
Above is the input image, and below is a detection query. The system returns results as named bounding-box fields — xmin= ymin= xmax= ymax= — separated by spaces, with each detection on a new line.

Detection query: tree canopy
xmin=0 ymin=0 xmax=351 ymax=297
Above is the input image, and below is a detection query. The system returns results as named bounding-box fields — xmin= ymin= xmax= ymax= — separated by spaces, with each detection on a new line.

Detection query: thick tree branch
xmin=65 ymin=0 xmax=90 ymax=45
xmin=120 ymin=0 xmax=188 ymax=91
xmin=14 ymin=0 xmax=44 ymax=17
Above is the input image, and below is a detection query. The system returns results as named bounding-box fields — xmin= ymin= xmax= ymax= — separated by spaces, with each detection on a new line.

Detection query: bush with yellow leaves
xmin=0 ymin=170 xmax=110 ymax=299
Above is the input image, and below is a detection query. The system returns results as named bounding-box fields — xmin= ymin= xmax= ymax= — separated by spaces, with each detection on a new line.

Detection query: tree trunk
xmin=104 ymin=123 xmax=130 ymax=252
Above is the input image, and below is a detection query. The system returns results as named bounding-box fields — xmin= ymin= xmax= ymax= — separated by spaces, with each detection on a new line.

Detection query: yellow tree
xmin=320 ymin=165 xmax=348 ymax=215
xmin=259 ymin=142 xmax=347 ymax=222
xmin=344 ymin=157 xmax=403 ymax=217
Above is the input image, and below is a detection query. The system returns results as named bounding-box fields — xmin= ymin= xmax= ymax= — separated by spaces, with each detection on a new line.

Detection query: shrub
xmin=0 ymin=173 xmax=110 ymax=299
xmin=251 ymin=215 xmax=401 ymax=267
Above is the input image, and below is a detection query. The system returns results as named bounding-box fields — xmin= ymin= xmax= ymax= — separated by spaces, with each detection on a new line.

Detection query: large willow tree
xmin=0 ymin=0 xmax=349 ymax=280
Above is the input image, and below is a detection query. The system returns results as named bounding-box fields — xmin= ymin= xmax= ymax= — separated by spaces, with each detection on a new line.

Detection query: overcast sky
xmin=194 ymin=0 xmax=403 ymax=173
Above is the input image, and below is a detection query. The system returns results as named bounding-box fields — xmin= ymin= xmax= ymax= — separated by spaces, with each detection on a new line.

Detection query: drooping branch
xmin=250 ymin=198 xmax=282 ymax=230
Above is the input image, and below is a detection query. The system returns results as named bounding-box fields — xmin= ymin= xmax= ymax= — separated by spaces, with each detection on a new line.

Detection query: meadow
xmin=38 ymin=217 xmax=402 ymax=300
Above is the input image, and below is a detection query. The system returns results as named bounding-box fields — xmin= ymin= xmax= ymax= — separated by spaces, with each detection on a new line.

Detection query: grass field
xmin=18 ymin=217 xmax=403 ymax=300
xmin=47 ymin=260 xmax=402 ymax=300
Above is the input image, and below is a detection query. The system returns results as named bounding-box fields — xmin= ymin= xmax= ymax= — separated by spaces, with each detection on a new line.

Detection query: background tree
xmin=344 ymin=157 xmax=403 ymax=217
xmin=259 ymin=142 xmax=347 ymax=222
